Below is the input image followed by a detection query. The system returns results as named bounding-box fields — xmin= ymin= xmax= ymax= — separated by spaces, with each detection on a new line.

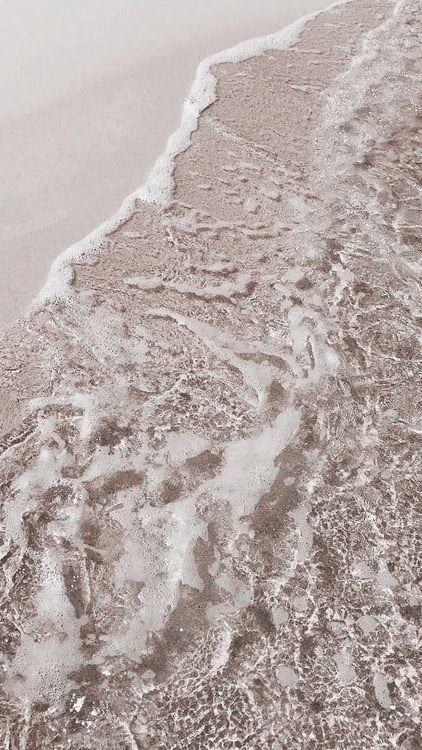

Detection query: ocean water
xmin=0 ymin=0 xmax=421 ymax=744
xmin=0 ymin=0 xmax=333 ymax=325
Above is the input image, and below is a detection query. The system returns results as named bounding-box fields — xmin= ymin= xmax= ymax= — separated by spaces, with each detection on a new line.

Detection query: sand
xmin=0 ymin=0 xmax=420 ymax=745
xmin=0 ymin=0 xmax=335 ymax=326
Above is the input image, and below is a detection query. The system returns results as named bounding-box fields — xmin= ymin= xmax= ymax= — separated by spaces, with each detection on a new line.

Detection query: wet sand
xmin=0 ymin=0 xmax=421 ymax=746
xmin=0 ymin=0 xmax=333 ymax=326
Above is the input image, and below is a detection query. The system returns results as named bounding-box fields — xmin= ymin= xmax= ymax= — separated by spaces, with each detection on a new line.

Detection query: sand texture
xmin=0 ymin=0 xmax=421 ymax=747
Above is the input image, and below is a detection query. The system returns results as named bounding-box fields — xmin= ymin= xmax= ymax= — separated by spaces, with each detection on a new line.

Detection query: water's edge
xmin=34 ymin=0 xmax=350 ymax=310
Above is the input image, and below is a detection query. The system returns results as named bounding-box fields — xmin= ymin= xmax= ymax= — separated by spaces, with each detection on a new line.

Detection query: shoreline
xmin=1 ymin=0 xmax=336 ymax=329
xmin=38 ymin=0 xmax=348 ymax=309
xmin=0 ymin=0 xmax=420 ymax=744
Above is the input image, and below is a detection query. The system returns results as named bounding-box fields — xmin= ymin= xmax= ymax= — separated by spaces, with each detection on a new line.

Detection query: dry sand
xmin=0 ymin=0 xmax=334 ymax=326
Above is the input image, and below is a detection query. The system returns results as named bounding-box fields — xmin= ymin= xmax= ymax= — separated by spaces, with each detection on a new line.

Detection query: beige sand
xmin=0 ymin=0 xmax=334 ymax=326
xmin=0 ymin=0 xmax=421 ymax=744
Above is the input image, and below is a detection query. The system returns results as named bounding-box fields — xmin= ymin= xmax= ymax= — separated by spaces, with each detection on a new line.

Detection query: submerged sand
xmin=0 ymin=0 xmax=421 ymax=747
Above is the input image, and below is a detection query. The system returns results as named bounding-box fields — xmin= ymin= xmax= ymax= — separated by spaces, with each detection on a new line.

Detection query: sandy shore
xmin=0 ymin=0 xmax=420 ymax=746
xmin=0 ymin=0 xmax=334 ymax=326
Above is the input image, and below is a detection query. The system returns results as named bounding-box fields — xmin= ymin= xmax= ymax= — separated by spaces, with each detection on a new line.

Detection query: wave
xmin=35 ymin=0 xmax=351 ymax=307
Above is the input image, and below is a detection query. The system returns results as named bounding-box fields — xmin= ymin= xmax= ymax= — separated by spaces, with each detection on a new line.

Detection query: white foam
xmin=211 ymin=407 xmax=300 ymax=521
xmin=34 ymin=0 xmax=350 ymax=308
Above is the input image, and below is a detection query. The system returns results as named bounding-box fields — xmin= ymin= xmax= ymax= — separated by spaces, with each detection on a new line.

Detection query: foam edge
xmin=35 ymin=0 xmax=351 ymax=309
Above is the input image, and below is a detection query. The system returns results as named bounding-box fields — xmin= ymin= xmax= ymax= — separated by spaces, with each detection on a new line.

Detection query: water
xmin=1 ymin=0 xmax=420 ymax=743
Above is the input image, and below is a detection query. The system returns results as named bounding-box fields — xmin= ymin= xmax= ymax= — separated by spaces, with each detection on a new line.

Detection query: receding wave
xmin=0 ymin=0 xmax=420 ymax=746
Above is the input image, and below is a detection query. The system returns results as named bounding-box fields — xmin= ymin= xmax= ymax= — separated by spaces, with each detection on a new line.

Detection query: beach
xmin=0 ymin=0 xmax=333 ymax=326
xmin=0 ymin=0 xmax=420 ymax=746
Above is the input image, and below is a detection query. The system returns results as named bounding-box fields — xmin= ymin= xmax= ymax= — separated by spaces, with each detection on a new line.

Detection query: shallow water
xmin=0 ymin=0 xmax=333 ymax=325
xmin=0 ymin=0 xmax=421 ymax=744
